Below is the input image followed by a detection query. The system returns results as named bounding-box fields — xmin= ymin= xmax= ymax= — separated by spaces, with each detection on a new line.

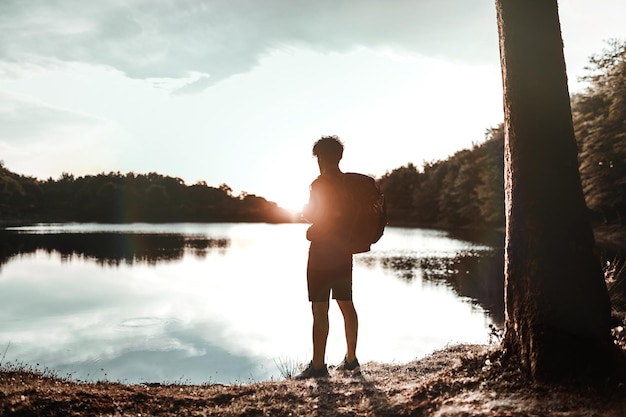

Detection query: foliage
xmin=378 ymin=128 xmax=505 ymax=229
xmin=0 ymin=169 xmax=293 ymax=224
xmin=573 ymin=38 xmax=626 ymax=224
xmin=378 ymin=39 xmax=625 ymax=230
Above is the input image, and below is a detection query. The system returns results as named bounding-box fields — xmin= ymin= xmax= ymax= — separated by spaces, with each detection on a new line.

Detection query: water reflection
xmin=358 ymin=250 xmax=505 ymax=325
xmin=0 ymin=224 xmax=504 ymax=384
xmin=382 ymin=251 xmax=504 ymax=323
xmin=0 ymin=231 xmax=230 ymax=266
xmin=1 ymin=228 xmax=503 ymax=322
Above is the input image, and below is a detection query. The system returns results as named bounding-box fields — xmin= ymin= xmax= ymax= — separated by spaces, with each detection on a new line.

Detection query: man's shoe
xmin=336 ymin=356 xmax=360 ymax=373
xmin=293 ymin=362 xmax=329 ymax=380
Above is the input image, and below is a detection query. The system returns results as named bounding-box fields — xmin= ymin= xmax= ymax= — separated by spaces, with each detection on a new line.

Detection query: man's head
xmin=312 ymin=135 xmax=344 ymax=167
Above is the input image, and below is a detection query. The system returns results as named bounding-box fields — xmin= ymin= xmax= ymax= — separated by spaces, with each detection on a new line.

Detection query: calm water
xmin=0 ymin=223 xmax=503 ymax=384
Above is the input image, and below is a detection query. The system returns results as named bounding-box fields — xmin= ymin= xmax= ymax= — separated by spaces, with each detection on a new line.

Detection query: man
xmin=295 ymin=135 xmax=360 ymax=379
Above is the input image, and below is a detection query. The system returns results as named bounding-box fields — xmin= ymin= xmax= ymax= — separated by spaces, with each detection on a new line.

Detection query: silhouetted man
xmin=295 ymin=135 xmax=360 ymax=379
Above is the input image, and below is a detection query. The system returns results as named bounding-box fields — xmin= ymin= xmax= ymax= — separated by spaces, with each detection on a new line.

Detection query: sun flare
xmin=268 ymin=185 xmax=310 ymax=213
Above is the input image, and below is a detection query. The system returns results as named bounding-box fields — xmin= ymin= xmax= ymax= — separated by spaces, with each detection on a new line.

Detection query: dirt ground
xmin=2 ymin=344 xmax=626 ymax=417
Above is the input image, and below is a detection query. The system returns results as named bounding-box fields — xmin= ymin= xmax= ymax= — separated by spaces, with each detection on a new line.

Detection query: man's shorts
xmin=307 ymin=243 xmax=353 ymax=302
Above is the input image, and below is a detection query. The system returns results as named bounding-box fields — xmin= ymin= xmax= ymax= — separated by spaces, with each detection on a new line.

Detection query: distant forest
xmin=379 ymin=39 xmax=625 ymax=230
xmin=1 ymin=41 xmax=624 ymax=229
xmin=0 ymin=169 xmax=294 ymax=224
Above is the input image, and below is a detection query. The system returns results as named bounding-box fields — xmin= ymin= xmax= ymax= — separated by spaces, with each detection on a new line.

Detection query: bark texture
xmin=495 ymin=0 xmax=613 ymax=380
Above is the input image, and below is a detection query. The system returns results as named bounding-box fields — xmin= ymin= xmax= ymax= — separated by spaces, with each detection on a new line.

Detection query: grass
xmin=0 ymin=342 xmax=10 ymax=367
xmin=273 ymin=356 xmax=303 ymax=379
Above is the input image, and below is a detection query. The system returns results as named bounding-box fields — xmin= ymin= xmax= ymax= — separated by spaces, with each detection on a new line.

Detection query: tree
xmin=495 ymin=0 xmax=614 ymax=380
xmin=573 ymin=39 xmax=626 ymax=224
xmin=378 ymin=163 xmax=421 ymax=224
xmin=475 ymin=127 xmax=505 ymax=227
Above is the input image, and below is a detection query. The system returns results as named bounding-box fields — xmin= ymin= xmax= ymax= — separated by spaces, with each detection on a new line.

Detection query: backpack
xmin=340 ymin=172 xmax=387 ymax=254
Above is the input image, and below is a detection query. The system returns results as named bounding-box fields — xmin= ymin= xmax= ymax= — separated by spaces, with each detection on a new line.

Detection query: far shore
xmin=3 ymin=219 xmax=624 ymax=252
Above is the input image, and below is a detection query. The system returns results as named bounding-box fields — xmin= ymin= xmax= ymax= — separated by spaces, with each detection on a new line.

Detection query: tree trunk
xmin=495 ymin=0 xmax=613 ymax=380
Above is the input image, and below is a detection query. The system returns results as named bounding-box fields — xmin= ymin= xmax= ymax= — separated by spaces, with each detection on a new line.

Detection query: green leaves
xmin=573 ymin=39 xmax=626 ymax=220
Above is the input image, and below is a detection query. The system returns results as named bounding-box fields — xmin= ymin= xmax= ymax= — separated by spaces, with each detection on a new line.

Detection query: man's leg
xmin=311 ymin=301 xmax=330 ymax=369
xmin=337 ymin=300 xmax=358 ymax=362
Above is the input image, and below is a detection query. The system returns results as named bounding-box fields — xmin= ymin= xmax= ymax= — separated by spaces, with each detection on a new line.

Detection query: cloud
xmin=0 ymin=91 xmax=118 ymax=177
xmin=0 ymin=0 xmax=497 ymax=89
xmin=0 ymin=92 xmax=108 ymax=143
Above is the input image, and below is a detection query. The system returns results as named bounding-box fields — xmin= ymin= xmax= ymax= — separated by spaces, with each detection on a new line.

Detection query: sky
xmin=0 ymin=1 xmax=624 ymax=211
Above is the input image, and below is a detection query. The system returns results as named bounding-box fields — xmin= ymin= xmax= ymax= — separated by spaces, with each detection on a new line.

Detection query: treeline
xmin=573 ymin=39 xmax=626 ymax=224
xmin=0 ymin=169 xmax=294 ymax=224
xmin=379 ymin=39 xmax=626 ymax=230
xmin=378 ymin=129 xmax=504 ymax=229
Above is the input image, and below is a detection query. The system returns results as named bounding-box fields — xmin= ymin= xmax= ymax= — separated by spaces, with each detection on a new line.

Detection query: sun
xmin=252 ymin=156 xmax=319 ymax=213
xmin=269 ymin=186 xmax=310 ymax=213
xmin=259 ymin=169 xmax=314 ymax=213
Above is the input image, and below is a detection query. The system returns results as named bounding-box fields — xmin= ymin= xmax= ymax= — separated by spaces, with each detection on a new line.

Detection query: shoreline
xmin=3 ymin=344 xmax=626 ymax=416
xmin=2 ymin=224 xmax=625 ymax=415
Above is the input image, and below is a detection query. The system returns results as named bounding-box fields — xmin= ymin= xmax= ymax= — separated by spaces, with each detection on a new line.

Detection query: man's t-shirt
xmin=304 ymin=168 xmax=353 ymax=301
xmin=303 ymin=169 xmax=349 ymax=247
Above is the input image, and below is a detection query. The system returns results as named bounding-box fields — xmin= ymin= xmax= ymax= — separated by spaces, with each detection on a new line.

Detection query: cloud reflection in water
xmin=0 ymin=224 xmax=502 ymax=384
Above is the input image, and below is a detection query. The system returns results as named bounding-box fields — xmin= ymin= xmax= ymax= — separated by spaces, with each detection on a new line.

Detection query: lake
xmin=0 ymin=223 xmax=504 ymax=384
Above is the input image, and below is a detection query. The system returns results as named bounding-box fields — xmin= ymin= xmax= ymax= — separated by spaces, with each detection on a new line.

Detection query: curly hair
xmin=312 ymin=135 xmax=344 ymax=163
